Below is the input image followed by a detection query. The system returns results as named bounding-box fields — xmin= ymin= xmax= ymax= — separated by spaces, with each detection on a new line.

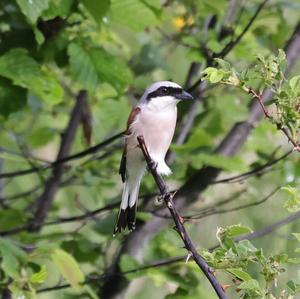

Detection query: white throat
xmin=146 ymin=96 xmax=179 ymax=112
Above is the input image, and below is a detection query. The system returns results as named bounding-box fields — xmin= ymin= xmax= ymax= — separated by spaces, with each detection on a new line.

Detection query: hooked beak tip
xmin=179 ymin=90 xmax=193 ymax=100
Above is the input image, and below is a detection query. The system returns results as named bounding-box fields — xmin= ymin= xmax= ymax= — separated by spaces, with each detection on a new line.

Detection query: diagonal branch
xmin=215 ymin=0 xmax=269 ymax=58
xmin=137 ymin=136 xmax=227 ymax=299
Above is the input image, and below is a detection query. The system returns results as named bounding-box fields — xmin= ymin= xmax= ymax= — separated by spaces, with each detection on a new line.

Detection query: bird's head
xmin=140 ymin=81 xmax=193 ymax=110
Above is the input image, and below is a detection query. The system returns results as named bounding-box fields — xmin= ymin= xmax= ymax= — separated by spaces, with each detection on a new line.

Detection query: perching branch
xmin=137 ymin=136 xmax=227 ymax=299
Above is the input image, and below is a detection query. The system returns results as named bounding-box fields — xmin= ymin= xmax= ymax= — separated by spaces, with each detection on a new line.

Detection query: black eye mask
xmin=147 ymin=86 xmax=183 ymax=100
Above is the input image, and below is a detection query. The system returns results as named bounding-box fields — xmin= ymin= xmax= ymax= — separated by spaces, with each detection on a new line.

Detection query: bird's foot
xmin=147 ymin=160 xmax=158 ymax=171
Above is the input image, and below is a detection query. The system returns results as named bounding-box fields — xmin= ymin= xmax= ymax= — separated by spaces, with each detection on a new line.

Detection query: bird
xmin=113 ymin=81 xmax=193 ymax=235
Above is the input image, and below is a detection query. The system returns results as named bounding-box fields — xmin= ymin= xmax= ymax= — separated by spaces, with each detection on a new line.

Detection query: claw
xmin=147 ymin=160 xmax=158 ymax=171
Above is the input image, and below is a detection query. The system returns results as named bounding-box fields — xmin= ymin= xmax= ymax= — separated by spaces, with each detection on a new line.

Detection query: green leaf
xmin=0 ymin=238 xmax=26 ymax=279
xmin=173 ymin=128 xmax=212 ymax=152
xmin=82 ymin=0 xmax=110 ymax=24
xmin=110 ymin=0 xmax=159 ymax=31
xmin=90 ymin=48 xmax=132 ymax=92
xmin=42 ymin=0 xmax=73 ymax=19
xmin=217 ymin=225 xmax=252 ymax=245
xmin=202 ymin=67 xmax=224 ymax=83
xmin=30 ymin=265 xmax=47 ymax=284
xmin=293 ymin=233 xmax=300 ymax=242
xmin=287 ymin=280 xmax=300 ymax=294
xmin=0 ymin=77 xmax=27 ymax=117
xmin=227 ymin=268 xmax=252 ymax=281
xmin=51 ymin=248 xmax=84 ymax=291
xmin=68 ymin=43 xmax=132 ymax=92
xmin=0 ymin=48 xmax=63 ymax=105
xmin=193 ymin=153 xmax=248 ymax=172
xmin=238 ymin=279 xmax=260 ymax=291
xmin=282 ymin=186 xmax=300 ymax=212
xmin=120 ymin=254 xmax=139 ymax=272
xmin=27 ymin=126 xmax=56 ymax=148
xmin=68 ymin=43 xmax=99 ymax=92
xmin=226 ymin=225 xmax=253 ymax=238
xmin=214 ymin=58 xmax=232 ymax=72
xmin=16 ymin=0 xmax=49 ymax=23
xmin=289 ymin=75 xmax=300 ymax=93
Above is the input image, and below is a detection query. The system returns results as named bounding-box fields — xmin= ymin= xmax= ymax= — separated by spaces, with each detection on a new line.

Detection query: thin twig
xmin=0 ymin=131 xmax=124 ymax=179
xmin=215 ymin=0 xmax=270 ymax=58
xmin=246 ymin=87 xmax=300 ymax=152
xmin=184 ymin=186 xmax=280 ymax=220
xmin=212 ymin=150 xmax=292 ymax=184
xmin=137 ymin=136 xmax=227 ymax=299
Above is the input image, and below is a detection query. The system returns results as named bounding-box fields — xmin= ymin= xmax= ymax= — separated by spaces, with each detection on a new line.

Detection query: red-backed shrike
xmin=114 ymin=81 xmax=193 ymax=234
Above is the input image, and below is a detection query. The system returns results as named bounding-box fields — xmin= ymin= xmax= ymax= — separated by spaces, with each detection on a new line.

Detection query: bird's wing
xmin=119 ymin=106 xmax=141 ymax=182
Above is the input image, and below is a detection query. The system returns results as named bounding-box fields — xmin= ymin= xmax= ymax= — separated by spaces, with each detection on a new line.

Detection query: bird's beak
xmin=176 ymin=90 xmax=193 ymax=100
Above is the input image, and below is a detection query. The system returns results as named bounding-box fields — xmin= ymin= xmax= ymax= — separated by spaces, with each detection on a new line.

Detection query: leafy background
xmin=0 ymin=0 xmax=299 ymax=298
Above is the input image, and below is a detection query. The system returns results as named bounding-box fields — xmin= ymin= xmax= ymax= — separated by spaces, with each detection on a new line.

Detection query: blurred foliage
xmin=0 ymin=0 xmax=299 ymax=298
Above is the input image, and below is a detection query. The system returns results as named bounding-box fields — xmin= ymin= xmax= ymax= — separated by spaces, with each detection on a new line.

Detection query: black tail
xmin=113 ymin=204 xmax=137 ymax=235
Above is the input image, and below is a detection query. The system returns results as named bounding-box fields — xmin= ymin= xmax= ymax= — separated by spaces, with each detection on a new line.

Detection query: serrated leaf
xmin=0 ymin=48 xmax=63 ymax=104
xmin=82 ymin=0 xmax=110 ymax=24
xmin=227 ymin=268 xmax=252 ymax=281
xmin=16 ymin=0 xmax=49 ymax=23
xmin=51 ymin=249 xmax=84 ymax=291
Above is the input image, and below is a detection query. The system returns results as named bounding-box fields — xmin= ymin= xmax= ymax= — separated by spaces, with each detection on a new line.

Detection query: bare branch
xmin=137 ymin=136 xmax=227 ymax=299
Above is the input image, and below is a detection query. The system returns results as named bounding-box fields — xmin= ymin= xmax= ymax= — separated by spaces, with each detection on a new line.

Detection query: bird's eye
xmin=161 ymin=87 xmax=169 ymax=94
